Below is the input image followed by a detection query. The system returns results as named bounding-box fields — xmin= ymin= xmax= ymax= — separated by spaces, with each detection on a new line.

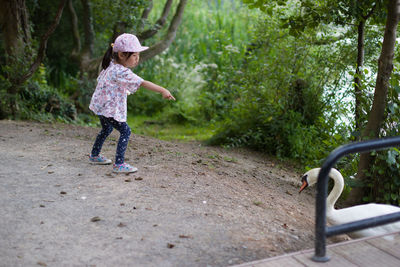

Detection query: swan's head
xmin=299 ymin=168 xmax=321 ymax=193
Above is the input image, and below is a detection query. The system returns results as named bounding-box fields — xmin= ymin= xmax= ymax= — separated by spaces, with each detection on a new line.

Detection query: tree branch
xmin=140 ymin=0 xmax=187 ymax=63
xmin=312 ymin=33 xmax=348 ymax=45
xmin=362 ymin=3 xmax=377 ymax=21
xmin=80 ymin=0 xmax=94 ymax=57
xmin=137 ymin=0 xmax=153 ymax=32
xmin=138 ymin=0 xmax=174 ymax=41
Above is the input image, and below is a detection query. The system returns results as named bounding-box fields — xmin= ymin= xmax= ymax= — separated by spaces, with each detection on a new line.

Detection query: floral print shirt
xmin=89 ymin=60 xmax=143 ymax=122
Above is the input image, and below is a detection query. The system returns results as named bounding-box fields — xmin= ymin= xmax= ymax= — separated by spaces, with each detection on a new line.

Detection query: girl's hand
xmin=140 ymin=80 xmax=176 ymax=100
xmin=162 ymin=90 xmax=176 ymax=101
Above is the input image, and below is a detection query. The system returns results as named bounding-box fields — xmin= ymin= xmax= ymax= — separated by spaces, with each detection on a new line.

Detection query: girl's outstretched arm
xmin=141 ymin=81 xmax=176 ymax=100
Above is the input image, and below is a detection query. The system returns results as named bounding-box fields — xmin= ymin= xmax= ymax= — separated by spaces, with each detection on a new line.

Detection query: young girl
xmin=89 ymin=33 xmax=175 ymax=173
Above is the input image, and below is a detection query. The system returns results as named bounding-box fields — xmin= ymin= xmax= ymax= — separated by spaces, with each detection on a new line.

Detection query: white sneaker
xmin=89 ymin=155 xmax=112 ymax=165
xmin=113 ymin=163 xmax=138 ymax=173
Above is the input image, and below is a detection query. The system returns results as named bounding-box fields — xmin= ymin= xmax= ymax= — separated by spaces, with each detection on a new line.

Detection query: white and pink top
xmin=89 ymin=60 xmax=143 ymax=122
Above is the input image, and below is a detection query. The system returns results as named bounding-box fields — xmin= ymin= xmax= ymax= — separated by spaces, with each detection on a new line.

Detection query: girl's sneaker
xmin=113 ymin=163 xmax=138 ymax=173
xmin=89 ymin=155 xmax=112 ymax=165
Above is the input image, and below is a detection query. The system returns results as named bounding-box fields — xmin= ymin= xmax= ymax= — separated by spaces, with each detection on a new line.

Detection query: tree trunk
xmin=0 ymin=0 xmax=31 ymax=62
xmin=0 ymin=0 xmax=66 ymax=118
xmin=346 ymin=0 xmax=400 ymax=206
xmin=79 ymin=0 xmax=95 ymax=72
xmin=354 ymin=4 xmax=376 ymax=136
xmin=68 ymin=0 xmax=81 ymax=57
xmin=67 ymin=0 xmax=99 ymax=76
xmin=354 ymin=20 xmax=365 ymax=134
xmin=140 ymin=0 xmax=188 ymax=63
xmin=0 ymin=0 xmax=32 ymax=117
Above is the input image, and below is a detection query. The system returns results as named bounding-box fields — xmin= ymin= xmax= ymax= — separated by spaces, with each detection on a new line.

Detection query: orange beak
xmin=299 ymin=180 xmax=308 ymax=193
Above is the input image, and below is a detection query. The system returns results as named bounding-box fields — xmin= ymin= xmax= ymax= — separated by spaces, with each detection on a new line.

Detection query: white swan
xmin=299 ymin=168 xmax=400 ymax=239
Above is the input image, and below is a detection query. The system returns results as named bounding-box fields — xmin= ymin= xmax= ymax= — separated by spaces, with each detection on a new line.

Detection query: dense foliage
xmin=205 ymin=15 xmax=350 ymax=165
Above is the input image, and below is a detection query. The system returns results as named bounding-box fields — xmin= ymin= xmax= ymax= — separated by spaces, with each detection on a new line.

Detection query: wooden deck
xmin=234 ymin=231 xmax=400 ymax=267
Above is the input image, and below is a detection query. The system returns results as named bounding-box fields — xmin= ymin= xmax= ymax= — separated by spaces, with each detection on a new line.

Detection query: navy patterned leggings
xmin=91 ymin=115 xmax=131 ymax=164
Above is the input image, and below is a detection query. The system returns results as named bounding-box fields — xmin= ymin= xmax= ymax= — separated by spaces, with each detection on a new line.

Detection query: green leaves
xmin=243 ymin=0 xmax=277 ymax=14
xmin=363 ymin=147 xmax=400 ymax=205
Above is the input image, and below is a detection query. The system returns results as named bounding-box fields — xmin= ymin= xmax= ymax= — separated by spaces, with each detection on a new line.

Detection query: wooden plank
xmin=331 ymin=240 xmax=400 ymax=267
xmin=238 ymin=256 xmax=306 ymax=267
xmin=294 ymin=251 xmax=357 ymax=267
xmin=233 ymin=232 xmax=400 ymax=267
xmin=366 ymin=233 xmax=400 ymax=259
xmin=232 ymin=250 xmax=312 ymax=267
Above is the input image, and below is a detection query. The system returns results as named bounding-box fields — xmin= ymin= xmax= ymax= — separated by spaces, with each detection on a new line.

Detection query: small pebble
xmin=91 ymin=216 xmax=101 ymax=222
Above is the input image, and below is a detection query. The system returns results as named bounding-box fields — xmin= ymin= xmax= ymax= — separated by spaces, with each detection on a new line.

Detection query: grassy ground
xmin=127 ymin=115 xmax=215 ymax=142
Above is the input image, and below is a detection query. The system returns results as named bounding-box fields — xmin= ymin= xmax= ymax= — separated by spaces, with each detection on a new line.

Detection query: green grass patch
xmin=127 ymin=115 xmax=215 ymax=142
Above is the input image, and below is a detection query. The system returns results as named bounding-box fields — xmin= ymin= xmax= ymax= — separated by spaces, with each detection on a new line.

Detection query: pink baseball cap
xmin=112 ymin=33 xmax=149 ymax=53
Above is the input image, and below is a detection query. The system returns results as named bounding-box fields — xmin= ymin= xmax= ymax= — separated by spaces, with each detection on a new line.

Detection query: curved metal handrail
xmin=313 ymin=136 xmax=400 ymax=262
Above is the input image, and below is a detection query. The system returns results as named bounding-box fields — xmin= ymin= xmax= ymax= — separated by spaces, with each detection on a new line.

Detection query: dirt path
xmin=0 ymin=120 xmax=318 ymax=267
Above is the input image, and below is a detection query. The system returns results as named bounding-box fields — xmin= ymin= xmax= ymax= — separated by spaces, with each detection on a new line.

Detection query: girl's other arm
xmin=141 ymin=80 xmax=176 ymax=100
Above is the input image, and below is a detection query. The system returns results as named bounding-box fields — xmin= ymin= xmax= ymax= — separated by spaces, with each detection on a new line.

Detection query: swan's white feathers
xmin=328 ymin=203 xmax=400 ymax=238
xmin=303 ymin=168 xmax=400 ymax=239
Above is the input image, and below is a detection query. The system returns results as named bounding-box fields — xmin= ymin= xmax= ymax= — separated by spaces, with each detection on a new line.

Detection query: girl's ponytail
xmin=101 ymin=46 xmax=113 ymax=70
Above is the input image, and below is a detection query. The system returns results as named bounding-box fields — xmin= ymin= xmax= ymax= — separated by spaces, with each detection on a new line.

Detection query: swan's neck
xmin=326 ymin=168 xmax=344 ymax=213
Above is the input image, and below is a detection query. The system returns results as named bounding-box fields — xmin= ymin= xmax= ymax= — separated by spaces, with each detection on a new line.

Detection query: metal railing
xmin=313 ymin=136 xmax=400 ymax=262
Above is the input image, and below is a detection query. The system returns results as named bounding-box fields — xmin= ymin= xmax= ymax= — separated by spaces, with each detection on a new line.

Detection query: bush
xmin=19 ymin=81 xmax=77 ymax=122
xmin=205 ymin=14 xmax=350 ymax=165
xmin=0 ymin=63 xmax=77 ymax=122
